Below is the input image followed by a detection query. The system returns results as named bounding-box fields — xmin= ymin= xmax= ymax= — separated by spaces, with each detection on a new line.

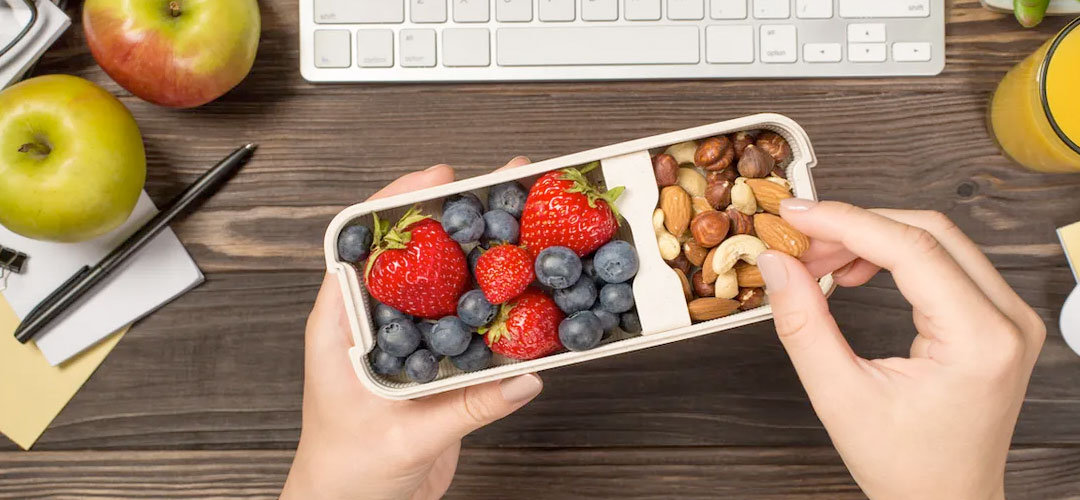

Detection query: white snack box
xmin=323 ymin=113 xmax=833 ymax=400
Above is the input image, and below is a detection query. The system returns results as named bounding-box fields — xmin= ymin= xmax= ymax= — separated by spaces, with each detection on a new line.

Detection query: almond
xmin=683 ymin=240 xmax=708 ymax=267
xmin=745 ymin=178 xmax=792 ymax=215
xmin=674 ymin=268 xmax=692 ymax=302
xmin=753 ymin=213 xmax=809 ymax=258
xmin=734 ymin=262 xmax=766 ymax=288
xmin=702 ymin=246 xmax=719 ymax=284
xmin=660 ymin=185 xmax=692 ymax=236
xmin=688 ymin=298 xmax=741 ymax=321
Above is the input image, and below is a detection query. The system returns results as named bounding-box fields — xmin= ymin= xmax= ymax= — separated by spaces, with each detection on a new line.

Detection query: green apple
xmin=84 ymin=0 xmax=261 ymax=108
xmin=0 ymin=75 xmax=146 ymax=242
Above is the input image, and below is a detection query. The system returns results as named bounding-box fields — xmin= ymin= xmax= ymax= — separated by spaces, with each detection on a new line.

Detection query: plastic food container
xmin=323 ymin=113 xmax=833 ymax=400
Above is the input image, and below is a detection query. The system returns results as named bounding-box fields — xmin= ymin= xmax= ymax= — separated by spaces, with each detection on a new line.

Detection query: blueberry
xmin=405 ymin=349 xmax=440 ymax=383
xmin=451 ymin=335 xmax=493 ymax=372
xmin=467 ymin=246 xmax=485 ymax=277
xmin=591 ymin=305 xmax=619 ymax=333
xmin=593 ymin=240 xmax=639 ymax=284
xmin=377 ymin=319 xmax=421 ymax=357
xmin=442 ymin=205 xmax=485 ymax=244
xmin=371 ymin=348 xmax=404 ymax=376
xmin=487 ymin=181 xmax=528 ymax=219
xmin=443 ymin=192 xmax=484 ymax=215
xmin=458 ymin=289 xmax=497 ymax=328
xmin=482 ymin=210 xmax=520 ymax=244
xmin=534 ymin=246 xmax=582 ymax=289
xmin=620 ymin=310 xmax=642 ymax=334
xmin=553 ymin=277 xmax=597 ymax=314
xmin=337 ymin=225 xmax=373 ymax=263
xmin=417 ymin=322 xmax=444 ymax=360
xmin=426 ymin=316 xmax=473 ymax=356
xmin=559 ymin=311 xmax=603 ymax=352
xmin=581 ymin=257 xmax=602 ymax=283
xmin=374 ymin=303 xmax=411 ymax=327
xmin=599 ymin=282 xmax=635 ymax=313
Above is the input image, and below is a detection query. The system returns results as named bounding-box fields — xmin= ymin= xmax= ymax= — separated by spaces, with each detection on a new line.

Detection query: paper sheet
xmin=0 ymin=297 xmax=125 ymax=450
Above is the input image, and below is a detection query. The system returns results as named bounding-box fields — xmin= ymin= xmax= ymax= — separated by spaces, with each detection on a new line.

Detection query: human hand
xmin=756 ymin=200 xmax=1045 ymax=500
xmin=281 ymin=158 xmax=543 ymax=500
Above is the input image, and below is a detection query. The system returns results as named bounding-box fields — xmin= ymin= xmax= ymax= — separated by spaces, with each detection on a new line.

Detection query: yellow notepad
xmin=0 ymin=297 xmax=125 ymax=450
xmin=1059 ymin=221 xmax=1080 ymax=283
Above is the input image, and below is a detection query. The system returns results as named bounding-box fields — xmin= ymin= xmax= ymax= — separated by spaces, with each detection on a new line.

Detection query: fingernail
xmin=781 ymin=198 xmax=817 ymax=212
xmin=500 ymin=374 xmax=542 ymax=403
xmin=510 ymin=155 xmax=531 ymax=164
xmin=832 ymin=260 xmax=857 ymax=279
xmin=757 ymin=252 xmax=789 ymax=293
xmin=425 ymin=164 xmax=448 ymax=173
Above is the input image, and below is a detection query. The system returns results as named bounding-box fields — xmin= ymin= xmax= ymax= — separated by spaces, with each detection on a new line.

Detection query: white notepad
xmin=1 ymin=192 xmax=204 ymax=366
xmin=0 ymin=0 xmax=70 ymax=89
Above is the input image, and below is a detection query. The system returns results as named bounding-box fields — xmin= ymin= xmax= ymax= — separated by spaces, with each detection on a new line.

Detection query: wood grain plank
xmin=2 ymin=447 xmax=1079 ymax=499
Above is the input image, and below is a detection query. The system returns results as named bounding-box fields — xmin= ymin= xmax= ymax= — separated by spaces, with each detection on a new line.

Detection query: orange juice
xmin=990 ymin=17 xmax=1080 ymax=173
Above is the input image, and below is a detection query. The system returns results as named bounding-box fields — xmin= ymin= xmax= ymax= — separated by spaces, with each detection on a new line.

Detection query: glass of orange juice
xmin=989 ymin=17 xmax=1080 ymax=173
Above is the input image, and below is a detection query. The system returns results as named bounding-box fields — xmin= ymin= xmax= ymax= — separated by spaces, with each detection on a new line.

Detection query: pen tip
xmin=244 ymin=143 xmax=258 ymax=152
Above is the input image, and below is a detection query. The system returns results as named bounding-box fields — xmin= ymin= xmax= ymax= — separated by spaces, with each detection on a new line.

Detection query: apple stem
xmin=169 ymin=1 xmax=181 ymax=17
xmin=18 ymin=142 xmax=51 ymax=158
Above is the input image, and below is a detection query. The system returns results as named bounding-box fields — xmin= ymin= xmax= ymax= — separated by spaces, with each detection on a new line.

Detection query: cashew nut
xmin=657 ymin=231 xmax=681 ymax=261
xmin=714 ymin=269 xmax=739 ymax=300
xmin=766 ymin=176 xmax=792 ymax=191
xmin=712 ymin=235 xmax=768 ymax=276
xmin=676 ymin=168 xmax=707 ymax=198
xmin=692 ymin=197 xmax=713 ymax=216
xmin=730 ymin=182 xmax=757 ymax=215
xmin=664 ymin=141 xmax=698 ymax=166
xmin=652 ymin=208 xmax=666 ymax=234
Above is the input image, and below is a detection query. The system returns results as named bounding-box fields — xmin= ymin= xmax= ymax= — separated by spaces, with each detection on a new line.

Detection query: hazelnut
xmin=705 ymin=180 xmax=732 ymax=210
xmin=737 ymin=145 xmax=775 ymax=178
xmin=694 ymin=136 xmax=735 ymax=171
xmin=666 ymin=252 xmax=692 ymax=276
xmin=755 ymin=131 xmax=793 ymax=163
xmin=732 ymin=131 xmax=757 ymax=159
xmin=737 ymin=287 xmax=766 ymax=310
xmin=707 ymin=168 xmax=738 ymax=185
xmin=652 ymin=154 xmax=679 ymax=187
xmin=771 ymin=165 xmax=787 ymax=179
xmin=691 ymin=210 xmax=730 ymax=248
xmin=726 ymin=206 xmax=755 ymax=236
xmin=692 ymin=270 xmax=715 ymax=297
xmin=683 ymin=240 xmax=708 ymax=267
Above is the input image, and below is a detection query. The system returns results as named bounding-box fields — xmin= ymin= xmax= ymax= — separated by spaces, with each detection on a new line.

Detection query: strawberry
xmin=475 ymin=244 xmax=534 ymax=304
xmin=482 ymin=288 xmax=564 ymax=360
xmin=519 ymin=162 xmax=624 ymax=258
xmin=365 ymin=207 xmax=468 ymax=319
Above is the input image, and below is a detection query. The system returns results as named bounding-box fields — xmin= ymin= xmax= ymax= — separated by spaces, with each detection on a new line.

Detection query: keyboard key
xmin=848 ymin=42 xmax=886 ymax=62
xmin=803 ymin=42 xmax=840 ymax=62
xmin=357 ymin=30 xmax=395 ymax=67
xmin=314 ymin=30 xmax=351 ymax=68
xmin=893 ymin=42 xmax=931 ymax=62
xmin=839 ymin=0 xmax=929 ymax=18
xmin=443 ymin=28 xmax=491 ymax=66
xmin=760 ymin=25 xmax=796 ymax=62
xmin=314 ymin=0 xmax=404 ymax=23
xmin=454 ymin=0 xmax=489 ymax=22
xmin=582 ymin=0 xmax=618 ymax=20
xmin=411 ymin=0 xmax=447 ymax=22
xmin=539 ymin=0 xmax=576 ymax=21
xmin=754 ymin=0 xmax=789 ymax=19
xmin=625 ymin=0 xmax=661 ymax=20
xmin=847 ymin=23 xmax=885 ymax=42
xmin=401 ymin=29 xmax=437 ymax=67
xmin=711 ymin=0 xmax=747 ymax=19
xmin=795 ymin=0 xmax=830 ymax=18
xmin=497 ymin=26 xmax=699 ymax=65
xmin=668 ymin=0 xmax=704 ymax=20
xmin=706 ymin=25 xmax=754 ymax=63
xmin=497 ymin=0 xmax=533 ymax=21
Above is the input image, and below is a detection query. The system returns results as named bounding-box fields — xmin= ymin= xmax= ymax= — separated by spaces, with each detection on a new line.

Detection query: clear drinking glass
xmin=0 ymin=0 xmax=37 ymax=60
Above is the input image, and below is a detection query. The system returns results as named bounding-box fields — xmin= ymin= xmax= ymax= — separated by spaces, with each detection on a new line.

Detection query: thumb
xmin=757 ymin=251 xmax=864 ymax=401
xmin=411 ymin=374 xmax=543 ymax=447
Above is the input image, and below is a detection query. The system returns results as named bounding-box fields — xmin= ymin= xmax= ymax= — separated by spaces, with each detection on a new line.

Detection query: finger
xmin=369 ymin=165 xmax=456 ymax=201
xmin=757 ymin=251 xmax=865 ymax=403
xmin=872 ymin=209 xmax=1044 ymax=342
xmin=495 ymin=156 xmax=532 ymax=172
xmin=408 ymin=374 xmax=543 ymax=450
xmin=780 ymin=199 xmax=1008 ymax=343
xmin=831 ymin=258 xmax=882 ymax=288
xmin=801 ymin=239 xmax=861 ymax=279
xmin=306 ymin=273 xmax=351 ymax=358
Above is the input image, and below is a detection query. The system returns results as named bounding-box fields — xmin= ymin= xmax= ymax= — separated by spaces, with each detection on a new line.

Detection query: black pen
xmin=14 ymin=143 xmax=257 ymax=343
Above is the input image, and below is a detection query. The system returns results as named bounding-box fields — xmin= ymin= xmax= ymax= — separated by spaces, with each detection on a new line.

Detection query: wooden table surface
xmin=4 ymin=1 xmax=1080 ymax=498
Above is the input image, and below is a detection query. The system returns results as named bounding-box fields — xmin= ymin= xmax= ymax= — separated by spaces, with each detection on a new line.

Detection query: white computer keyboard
xmin=299 ymin=0 xmax=945 ymax=82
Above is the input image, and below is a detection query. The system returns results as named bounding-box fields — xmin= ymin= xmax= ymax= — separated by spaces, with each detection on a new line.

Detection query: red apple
xmin=83 ymin=0 xmax=261 ymax=109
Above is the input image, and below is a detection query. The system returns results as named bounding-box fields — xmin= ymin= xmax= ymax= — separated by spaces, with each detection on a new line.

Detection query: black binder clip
xmin=0 ymin=245 xmax=28 ymax=292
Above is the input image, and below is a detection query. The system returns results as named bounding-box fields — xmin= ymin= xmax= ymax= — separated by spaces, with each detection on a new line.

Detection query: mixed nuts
xmin=651 ymin=129 xmax=807 ymax=323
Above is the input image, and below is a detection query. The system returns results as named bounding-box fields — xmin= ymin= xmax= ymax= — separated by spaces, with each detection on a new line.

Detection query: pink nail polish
xmin=756 ymin=253 xmax=789 ymax=292
xmin=780 ymin=198 xmax=817 ymax=212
